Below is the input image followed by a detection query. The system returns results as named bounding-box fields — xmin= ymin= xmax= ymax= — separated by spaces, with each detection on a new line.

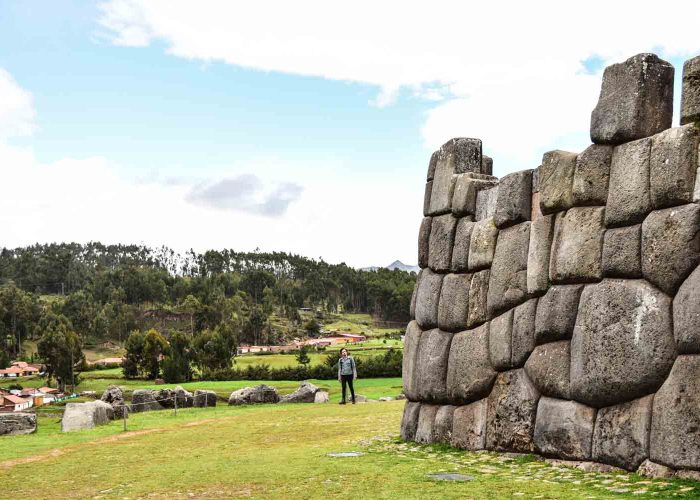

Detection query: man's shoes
xmin=339 ymin=400 xmax=346 ymax=405
xmin=351 ymin=398 xmax=356 ymax=404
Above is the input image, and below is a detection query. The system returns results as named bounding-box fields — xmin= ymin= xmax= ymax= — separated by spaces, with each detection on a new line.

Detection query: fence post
xmin=174 ymin=395 xmax=178 ymax=417
xmin=122 ymin=408 xmax=127 ymax=432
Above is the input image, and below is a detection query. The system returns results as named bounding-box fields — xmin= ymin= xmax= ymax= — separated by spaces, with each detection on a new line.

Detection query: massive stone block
xmin=428 ymin=214 xmax=457 ymax=272
xmin=650 ymin=125 xmax=699 ymax=209
xmin=681 ymin=55 xmax=700 ymax=125
xmin=489 ymin=309 xmax=513 ymax=371
xmin=486 ymin=369 xmax=540 ymax=452
xmin=427 ymin=150 xmax=439 ymax=181
xmin=605 ymin=137 xmax=652 ymax=227
xmin=494 ymin=169 xmax=533 ymax=229
xmin=414 ymin=269 xmax=443 ymax=329
xmin=418 ymin=217 xmax=432 ymax=269
xmin=487 ymin=222 xmax=530 ymax=315
xmin=535 ymin=285 xmax=583 ymax=344
xmin=415 ymin=404 xmax=440 ymax=444
xmin=527 ymin=214 xmax=554 ymax=295
xmin=482 ymin=155 xmax=494 ymax=176
xmin=433 ymin=405 xmax=457 ymax=444
xmin=416 ymin=329 xmax=453 ymax=403
xmin=602 ymin=225 xmax=642 ymax=278
xmin=674 ymin=265 xmax=700 ymax=354
xmin=592 ymin=395 xmax=653 ymax=471
xmin=539 ymin=150 xmax=577 ymax=214
xmin=570 ymin=279 xmax=675 ymax=408
xmin=525 ymin=341 xmax=571 ymax=400
xmin=402 ymin=321 xmax=422 ymax=401
xmin=400 ymin=401 xmax=421 ymax=441
xmin=549 ymin=207 xmax=604 ymax=283
xmin=534 ymin=397 xmax=595 ymax=460
xmin=423 ymin=181 xmax=433 ymax=216
xmin=452 ymin=174 xmax=498 ymax=217
xmin=650 ymin=355 xmax=700 ymax=470
xmin=468 ymin=217 xmax=498 ymax=271
xmin=429 ymin=160 xmax=456 ymax=215
xmin=0 ymin=413 xmax=36 ymax=436
xmin=437 ymin=273 xmax=471 ymax=332
xmin=467 ymin=270 xmax=490 ymax=327
xmin=511 ymin=298 xmax=538 ymax=367
xmin=475 ymin=185 xmax=499 ymax=221
xmin=446 ymin=323 xmax=496 ymax=404
xmin=642 ymin=203 xmax=700 ymax=295
xmin=451 ymin=399 xmax=488 ymax=450
xmin=451 ymin=217 xmax=474 ymax=272
xmin=572 ymin=144 xmax=613 ymax=206
xmin=590 ymin=53 xmax=674 ymax=145
xmin=440 ymin=138 xmax=483 ymax=174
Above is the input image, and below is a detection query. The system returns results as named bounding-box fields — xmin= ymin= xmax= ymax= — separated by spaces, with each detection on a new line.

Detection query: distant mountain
xmin=360 ymin=260 xmax=419 ymax=273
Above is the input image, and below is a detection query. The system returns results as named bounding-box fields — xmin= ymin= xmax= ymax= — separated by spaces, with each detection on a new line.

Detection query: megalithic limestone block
xmin=414 ymin=268 xmax=443 ymax=329
xmin=590 ymin=53 xmax=674 ymax=145
xmin=572 ymin=144 xmax=613 ymax=206
xmin=489 ymin=309 xmax=514 ymax=371
xmin=482 ymin=155 xmax=493 ymax=176
xmin=423 ymin=181 xmax=433 ymax=216
xmin=452 ymin=174 xmax=498 ymax=217
xmin=428 ymin=213 xmax=457 ymax=272
xmin=534 ymin=397 xmax=596 ymax=460
xmin=418 ymin=217 xmax=432 ymax=269
xmin=415 ymin=329 xmax=453 ymax=403
xmin=451 ymin=217 xmax=475 ymax=272
xmin=549 ymin=207 xmax=605 ymax=284
xmin=446 ymin=323 xmax=496 ymax=404
xmin=427 ymin=150 xmax=439 ymax=181
xmin=602 ymin=225 xmax=642 ymax=278
xmin=605 ymin=137 xmax=652 ymax=227
xmin=525 ymin=340 xmax=571 ymax=400
xmin=486 ymin=369 xmax=540 ymax=452
xmin=475 ymin=185 xmax=499 ymax=221
xmin=429 ymin=139 xmax=483 ymax=215
xmin=402 ymin=321 xmax=423 ymax=401
xmin=535 ymin=285 xmax=584 ymax=345
xmin=527 ymin=214 xmax=555 ymax=295
xmin=433 ymin=405 xmax=457 ymax=444
xmin=468 ymin=217 xmax=498 ymax=271
xmin=437 ymin=273 xmax=471 ymax=332
xmin=681 ymin=55 xmax=700 ymax=125
xmin=511 ymin=298 xmax=538 ymax=367
xmin=673 ymin=265 xmax=700 ymax=354
xmin=649 ymin=125 xmax=699 ymax=209
xmin=400 ymin=402 xmax=421 ymax=441
xmin=451 ymin=398 xmax=488 ymax=450
xmin=539 ymin=150 xmax=577 ymax=215
xmin=487 ymin=222 xmax=530 ymax=315
xmin=467 ymin=270 xmax=490 ymax=328
xmin=415 ymin=404 xmax=440 ymax=444
xmin=494 ymin=169 xmax=533 ymax=229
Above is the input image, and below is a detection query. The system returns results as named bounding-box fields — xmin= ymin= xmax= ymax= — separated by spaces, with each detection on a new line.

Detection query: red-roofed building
xmin=0 ymin=394 xmax=32 ymax=412
xmin=0 ymin=366 xmax=23 ymax=378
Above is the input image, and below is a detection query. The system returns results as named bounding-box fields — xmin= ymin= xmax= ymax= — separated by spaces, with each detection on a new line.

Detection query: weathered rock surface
xmin=637 ymin=459 xmax=675 ymax=479
xmin=228 ymin=385 xmax=280 ymax=405
xmin=467 ymin=270 xmax=490 ymax=327
xmin=314 ymin=391 xmax=329 ymax=403
xmin=415 ymin=404 xmax=439 ymax=444
xmin=451 ymin=399 xmax=488 ymax=450
xmin=428 ymin=214 xmax=457 ymax=272
xmin=489 ymin=309 xmax=513 ymax=371
xmin=527 ymin=214 xmax=554 ymax=295
xmin=131 ymin=389 xmax=164 ymax=413
xmin=101 ymin=384 xmax=127 ymax=418
xmin=482 ymin=155 xmax=493 ymax=176
xmin=158 ymin=386 xmax=194 ymax=408
xmin=437 ymin=273 xmax=471 ymax=332
xmin=61 ymin=401 xmax=114 ymax=432
xmin=452 ymin=174 xmax=498 ymax=216
xmin=511 ymin=299 xmax=538 ymax=367
xmin=0 ymin=413 xmax=36 ymax=436
xmin=402 ymin=321 xmax=422 ymax=401
xmin=650 ymin=125 xmax=699 ymax=209
xmin=428 ymin=159 xmax=455 ymax=215
xmin=570 ymin=279 xmax=675 ymax=408
xmin=433 ymin=405 xmax=456 ymax=444
xmin=468 ymin=217 xmax=498 ymax=271
xmin=475 ymin=185 xmax=499 ymax=221
xmin=418 ymin=217 xmax=432 ymax=269
xmin=423 ymin=181 xmax=432 ymax=216
xmin=539 ymin=150 xmax=577 ymax=215
xmin=642 ymin=203 xmax=700 ymax=295
xmin=602 ymin=225 xmax=642 ymax=278
xmin=447 ymin=324 xmax=496 ymax=404
xmin=429 ymin=138 xmax=483 ymax=215
xmin=534 ymin=397 xmax=595 ymax=460
xmin=605 ymin=137 xmax=652 ymax=227
xmin=416 ymin=329 xmax=453 ymax=403
xmin=193 ymin=390 xmax=218 ymax=408
xmin=673 ymin=266 xmax=700 ymax=354
xmin=549 ymin=207 xmax=604 ymax=283
xmin=494 ymin=169 xmax=532 ymax=229
xmin=486 ymin=369 xmax=540 ymax=452
xmin=681 ymin=55 xmax=700 ymax=125
xmin=525 ymin=341 xmax=571 ymax=400
xmin=590 ymin=53 xmax=674 ymax=144
xmin=280 ymin=381 xmax=319 ymax=403
xmin=572 ymin=144 xmax=613 ymax=206
xmin=427 ymin=150 xmax=438 ymax=181
xmin=414 ymin=269 xmax=443 ymax=329
xmin=400 ymin=401 xmax=421 ymax=441
xmin=592 ymin=395 xmax=653 ymax=471
xmin=650 ymin=355 xmax=700 ymax=470
xmin=487 ymin=222 xmax=530 ymax=315
xmin=451 ymin=217 xmax=474 ymax=272
xmin=535 ymin=285 xmax=583 ymax=344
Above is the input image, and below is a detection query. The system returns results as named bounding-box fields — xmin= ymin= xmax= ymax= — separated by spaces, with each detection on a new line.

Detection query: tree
xmin=304 ymin=318 xmax=321 ymax=337
xmin=162 ymin=331 xmax=192 ymax=383
xmin=296 ymin=345 xmax=311 ymax=366
xmin=178 ymin=294 xmax=201 ymax=336
xmin=37 ymin=312 xmax=84 ymax=391
xmin=192 ymin=322 xmax=237 ymax=371
xmin=123 ymin=330 xmax=145 ymax=379
xmin=142 ymin=329 xmax=168 ymax=379
xmin=0 ymin=349 xmax=9 ymax=369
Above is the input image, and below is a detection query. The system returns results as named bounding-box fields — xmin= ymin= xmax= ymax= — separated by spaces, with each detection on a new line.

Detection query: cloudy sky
xmin=0 ymin=1 xmax=699 ymax=268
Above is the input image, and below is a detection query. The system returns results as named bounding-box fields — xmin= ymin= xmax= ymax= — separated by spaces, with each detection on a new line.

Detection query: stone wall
xmin=402 ymin=52 xmax=700 ymax=475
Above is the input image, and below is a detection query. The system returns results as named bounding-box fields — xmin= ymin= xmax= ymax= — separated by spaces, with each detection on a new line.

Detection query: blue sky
xmin=0 ymin=1 xmax=698 ymax=267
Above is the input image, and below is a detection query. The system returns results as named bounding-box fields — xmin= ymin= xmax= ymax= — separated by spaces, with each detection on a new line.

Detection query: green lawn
xmin=323 ymin=312 xmax=402 ymax=338
xmin=1 ymin=402 xmax=697 ymax=498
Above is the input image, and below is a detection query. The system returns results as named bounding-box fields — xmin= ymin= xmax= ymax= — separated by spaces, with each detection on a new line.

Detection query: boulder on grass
xmin=158 ymin=386 xmax=194 ymax=408
xmin=193 ymin=390 xmax=218 ymax=408
xmin=280 ymin=381 xmax=320 ymax=403
xmin=228 ymin=385 xmax=280 ymax=405
xmin=101 ymin=384 xmax=127 ymax=418
xmin=131 ymin=389 xmax=165 ymax=413
xmin=314 ymin=391 xmax=329 ymax=403
xmin=61 ymin=401 xmax=114 ymax=433
xmin=0 ymin=413 xmax=36 ymax=436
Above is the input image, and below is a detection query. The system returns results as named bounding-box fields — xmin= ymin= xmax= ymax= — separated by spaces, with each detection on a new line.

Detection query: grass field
xmin=1 ymin=402 xmax=698 ymax=499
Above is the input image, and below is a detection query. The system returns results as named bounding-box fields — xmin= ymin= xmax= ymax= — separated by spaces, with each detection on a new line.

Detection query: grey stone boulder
xmin=534 ymin=397 xmax=595 ymax=460
xmin=158 ymin=386 xmax=194 ymax=408
xmin=511 ymin=299 xmax=538 ymax=367
xmin=101 ymin=384 xmax=127 ymax=418
xmin=682 ymin=55 xmax=700 ymax=125
xmin=447 ymin=323 xmax=496 ymax=404
xmin=61 ymin=401 xmax=114 ymax=432
xmin=475 ymin=186 xmax=499 ymax=221
xmin=467 ymin=270 xmax=490 ymax=327
xmin=527 ymin=214 xmax=555 ymax=295
xmin=193 ymin=390 xmax=218 ymax=408
xmin=228 ymin=385 xmax=280 ymax=405
xmin=402 ymin=321 xmax=422 ymax=401
xmin=131 ymin=389 xmax=164 ymax=413
xmin=280 ymin=381 xmax=319 ymax=403
xmin=549 ymin=207 xmax=604 ymax=284
xmin=415 ymin=404 xmax=440 ymax=444
xmin=452 ymin=174 xmax=498 ymax=217
xmin=602 ymin=225 xmax=642 ymax=278
xmin=572 ymin=144 xmax=613 ymax=206
xmin=605 ymin=137 xmax=652 ymax=227
xmin=487 ymin=222 xmax=530 ymax=316
xmin=418 ymin=217 xmax=432 ymax=269
xmin=437 ymin=273 xmax=471 ymax=332
xmin=428 ymin=214 xmax=457 ymax=272
xmin=414 ymin=268 xmax=443 ymax=329
xmin=0 ymin=413 xmax=36 ymax=436
xmin=637 ymin=459 xmax=675 ymax=479
xmin=590 ymin=53 xmax=674 ymax=144
xmin=451 ymin=399 xmax=488 ymax=450
xmin=429 ymin=138 xmax=482 ymax=215
xmin=423 ymin=181 xmax=432 ymax=216
xmin=314 ymin=391 xmax=329 ymax=403
xmin=525 ymin=341 xmax=571 ymax=400
xmin=428 ymin=160 xmax=455 ymax=215
xmin=494 ymin=169 xmax=533 ymax=229
xmin=416 ymin=329 xmax=453 ymax=403
xmin=650 ymin=355 xmax=700 ymax=470
xmin=535 ymin=285 xmax=584 ymax=344
xmin=642 ymin=203 xmax=700 ymax=295
xmin=482 ymin=155 xmax=493 ymax=175
xmin=650 ymin=125 xmax=699 ymax=209
xmin=674 ymin=266 xmax=700 ymax=354
xmin=400 ymin=401 xmax=421 ymax=441
xmin=571 ymin=279 xmax=675 ymax=408
xmin=539 ymin=150 xmax=577 ymax=215
xmin=489 ymin=309 xmax=513 ymax=371
xmin=592 ymin=395 xmax=653 ymax=471
xmin=427 ymin=149 xmax=438 ymax=181
xmin=433 ymin=405 xmax=456 ymax=444
xmin=468 ymin=217 xmax=498 ymax=271
xmin=451 ymin=217 xmax=474 ymax=272
xmin=486 ymin=369 xmax=540 ymax=452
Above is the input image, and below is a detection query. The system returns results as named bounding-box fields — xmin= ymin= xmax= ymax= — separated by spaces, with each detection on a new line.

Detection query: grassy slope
xmin=1 ymin=402 xmax=697 ymax=499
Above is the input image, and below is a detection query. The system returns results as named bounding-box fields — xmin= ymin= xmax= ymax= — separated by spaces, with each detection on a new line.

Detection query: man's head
xmin=340 ymin=348 xmax=348 ymax=358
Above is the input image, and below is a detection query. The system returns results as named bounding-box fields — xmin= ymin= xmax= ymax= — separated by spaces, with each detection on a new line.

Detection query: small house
xmin=1 ymin=394 xmax=32 ymax=412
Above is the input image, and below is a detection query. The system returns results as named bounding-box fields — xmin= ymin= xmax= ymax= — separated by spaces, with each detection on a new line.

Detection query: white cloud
xmin=97 ymin=0 xmax=700 ymax=172
xmin=0 ymin=69 xmax=35 ymax=139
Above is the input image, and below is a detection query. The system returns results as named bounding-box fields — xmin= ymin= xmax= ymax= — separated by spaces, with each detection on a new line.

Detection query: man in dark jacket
xmin=337 ymin=348 xmax=357 ymax=404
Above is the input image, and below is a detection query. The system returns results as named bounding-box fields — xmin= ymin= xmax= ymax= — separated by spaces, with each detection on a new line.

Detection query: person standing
xmin=337 ymin=348 xmax=357 ymax=404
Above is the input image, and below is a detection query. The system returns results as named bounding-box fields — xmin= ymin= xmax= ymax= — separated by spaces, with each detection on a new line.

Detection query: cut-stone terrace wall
xmin=403 ymin=52 xmax=700 ymax=475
